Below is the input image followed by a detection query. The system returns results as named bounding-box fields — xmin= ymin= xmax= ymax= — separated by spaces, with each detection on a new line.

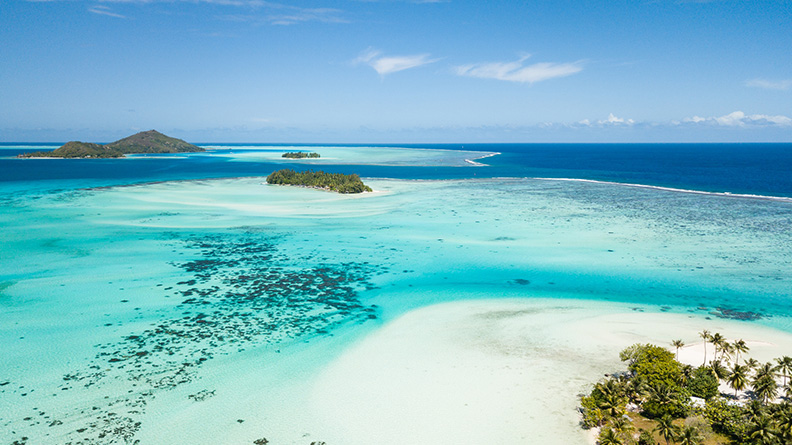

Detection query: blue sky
xmin=1 ymin=0 xmax=790 ymax=143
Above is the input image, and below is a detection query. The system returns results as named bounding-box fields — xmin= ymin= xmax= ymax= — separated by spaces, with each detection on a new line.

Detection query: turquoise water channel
xmin=1 ymin=145 xmax=791 ymax=443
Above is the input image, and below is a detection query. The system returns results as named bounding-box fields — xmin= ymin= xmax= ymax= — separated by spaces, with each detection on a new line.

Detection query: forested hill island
xmin=266 ymin=169 xmax=372 ymax=194
xmin=17 ymin=130 xmax=205 ymax=158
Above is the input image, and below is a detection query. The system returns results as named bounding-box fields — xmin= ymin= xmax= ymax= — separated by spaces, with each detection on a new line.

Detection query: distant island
xmin=266 ymin=169 xmax=372 ymax=194
xmin=282 ymin=152 xmax=320 ymax=159
xmin=17 ymin=130 xmax=204 ymax=158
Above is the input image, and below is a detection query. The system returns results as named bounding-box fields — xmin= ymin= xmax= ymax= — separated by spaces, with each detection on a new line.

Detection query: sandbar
xmin=308 ymin=298 xmax=792 ymax=445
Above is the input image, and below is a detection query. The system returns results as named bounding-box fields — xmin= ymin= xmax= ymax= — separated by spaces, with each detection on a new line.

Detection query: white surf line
xmin=533 ymin=177 xmax=792 ymax=203
xmin=464 ymin=152 xmax=501 ymax=166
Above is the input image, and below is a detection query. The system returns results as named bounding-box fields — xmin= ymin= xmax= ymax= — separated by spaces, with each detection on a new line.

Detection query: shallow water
xmin=1 ymin=144 xmax=791 ymax=444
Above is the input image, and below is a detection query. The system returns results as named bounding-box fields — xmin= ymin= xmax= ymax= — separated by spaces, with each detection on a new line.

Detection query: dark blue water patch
xmin=464 ymin=143 xmax=792 ymax=198
xmin=2 ymin=143 xmax=792 ymax=198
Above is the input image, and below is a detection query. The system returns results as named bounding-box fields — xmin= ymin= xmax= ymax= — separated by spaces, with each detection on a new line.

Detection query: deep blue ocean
xmin=2 ymin=143 xmax=791 ymax=197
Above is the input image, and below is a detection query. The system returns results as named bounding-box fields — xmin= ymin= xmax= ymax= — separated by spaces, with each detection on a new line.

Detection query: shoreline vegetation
xmin=582 ymin=332 xmax=792 ymax=445
xmin=17 ymin=130 xmax=204 ymax=158
xmin=282 ymin=151 xmax=320 ymax=159
xmin=266 ymin=168 xmax=372 ymax=194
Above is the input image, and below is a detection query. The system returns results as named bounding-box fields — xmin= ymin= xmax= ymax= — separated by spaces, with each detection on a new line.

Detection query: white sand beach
xmin=307 ymin=299 xmax=792 ymax=445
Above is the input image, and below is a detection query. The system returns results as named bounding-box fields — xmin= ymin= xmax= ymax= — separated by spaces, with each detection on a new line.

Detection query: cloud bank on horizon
xmin=3 ymin=0 xmax=791 ymax=142
xmin=681 ymin=111 xmax=792 ymax=127
xmin=560 ymin=111 xmax=792 ymax=130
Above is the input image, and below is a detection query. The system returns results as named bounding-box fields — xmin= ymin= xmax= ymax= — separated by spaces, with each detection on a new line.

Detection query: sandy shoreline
xmin=306 ymin=299 xmax=792 ymax=445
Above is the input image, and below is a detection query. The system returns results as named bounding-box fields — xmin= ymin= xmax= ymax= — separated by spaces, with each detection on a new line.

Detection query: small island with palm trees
xmin=581 ymin=330 xmax=792 ymax=444
xmin=265 ymin=169 xmax=373 ymax=194
xmin=282 ymin=151 xmax=320 ymax=159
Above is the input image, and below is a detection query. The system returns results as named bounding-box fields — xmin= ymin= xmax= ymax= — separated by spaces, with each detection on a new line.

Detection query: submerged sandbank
xmin=308 ymin=299 xmax=792 ymax=445
xmin=201 ymin=145 xmax=499 ymax=167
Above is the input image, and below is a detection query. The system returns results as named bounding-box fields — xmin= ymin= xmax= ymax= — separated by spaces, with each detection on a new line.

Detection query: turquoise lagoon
xmin=1 ymin=144 xmax=792 ymax=444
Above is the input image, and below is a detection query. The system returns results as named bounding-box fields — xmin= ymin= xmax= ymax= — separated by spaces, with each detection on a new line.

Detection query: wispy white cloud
xmin=455 ymin=54 xmax=583 ymax=84
xmin=88 ymin=5 xmax=127 ymax=18
xmin=354 ymin=48 xmax=438 ymax=76
xmin=646 ymin=0 xmax=731 ymax=4
xmin=36 ymin=0 xmax=349 ymax=25
xmin=350 ymin=0 xmax=448 ymax=3
xmin=681 ymin=111 xmax=792 ymax=127
xmin=745 ymin=78 xmax=792 ymax=91
xmin=224 ymin=6 xmax=347 ymax=25
xmin=269 ymin=7 xmax=346 ymax=25
xmin=91 ymin=0 xmax=276 ymax=4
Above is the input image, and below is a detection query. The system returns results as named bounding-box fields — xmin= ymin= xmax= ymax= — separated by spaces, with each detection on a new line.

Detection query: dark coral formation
xmin=6 ymin=230 xmax=383 ymax=444
xmin=711 ymin=306 xmax=763 ymax=321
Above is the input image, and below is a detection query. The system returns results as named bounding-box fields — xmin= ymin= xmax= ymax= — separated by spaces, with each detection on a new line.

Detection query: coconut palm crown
xmin=776 ymin=356 xmax=792 ymax=386
xmin=672 ymin=339 xmax=685 ymax=361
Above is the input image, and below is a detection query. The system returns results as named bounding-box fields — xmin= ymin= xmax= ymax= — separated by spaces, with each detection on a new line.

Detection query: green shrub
xmin=621 ymin=344 xmax=683 ymax=389
xmin=637 ymin=429 xmax=657 ymax=445
xmin=703 ymin=398 xmax=749 ymax=439
xmin=686 ymin=366 xmax=719 ymax=399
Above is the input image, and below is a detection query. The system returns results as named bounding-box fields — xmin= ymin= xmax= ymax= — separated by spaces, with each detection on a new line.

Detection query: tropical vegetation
xmin=282 ymin=151 xmax=320 ymax=158
xmin=18 ymin=130 xmax=203 ymax=158
xmin=266 ymin=168 xmax=372 ymax=194
xmin=17 ymin=141 xmax=123 ymax=158
xmin=105 ymin=130 xmax=203 ymax=154
xmin=581 ymin=332 xmax=792 ymax=444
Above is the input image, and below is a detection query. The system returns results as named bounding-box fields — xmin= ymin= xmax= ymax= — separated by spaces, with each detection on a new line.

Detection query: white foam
xmin=533 ymin=177 xmax=792 ymax=202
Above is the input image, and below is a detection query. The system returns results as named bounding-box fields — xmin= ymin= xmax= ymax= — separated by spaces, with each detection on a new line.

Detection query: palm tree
xmin=720 ymin=341 xmax=734 ymax=363
xmin=654 ymin=415 xmax=680 ymax=445
xmin=709 ymin=332 xmax=726 ymax=362
xmin=699 ymin=330 xmax=711 ymax=365
xmin=746 ymin=415 xmax=779 ymax=444
xmin=776 ymin=356 xmax=792 ymax=386
xmin=754 ymin=362 xmax=779 ymax=381
xmin=746 ymin=358 xmax=760 ymax=371
xmin=676 ymin=425 xmax=703 ymax=445
xmin=753 ymin=374 xmax=778 ymax=405
xmin=595 ymin=378 xmax=627 ymax=418
xmin=711 ymin=359 xmax=731 ymax=381
xmin=680 ymin=364 xmax=694 ymax=386
xmin=745 ymin=399 xmax=765 ymax=421
xmin=610 ymin=416 xmax=634 ymax=439
xmin=727 ymin=364 xmax=749 ymax=398
xmin=777 ymin=409 xmax=792 ymax=442
xmin=598 ymin=427 xmax=624 ymax=445
xmin=671 ymin=339 xmax=685 ymax=361
xmin=733 ymin=339 xmax=749 ymax=364
xmin=756 ymin=379 xmax=778 ymax=405
xmin=648 ymin=383 xmax=680 ymax=416
xmin=623 ymin=377 xmax=645 ymax=405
